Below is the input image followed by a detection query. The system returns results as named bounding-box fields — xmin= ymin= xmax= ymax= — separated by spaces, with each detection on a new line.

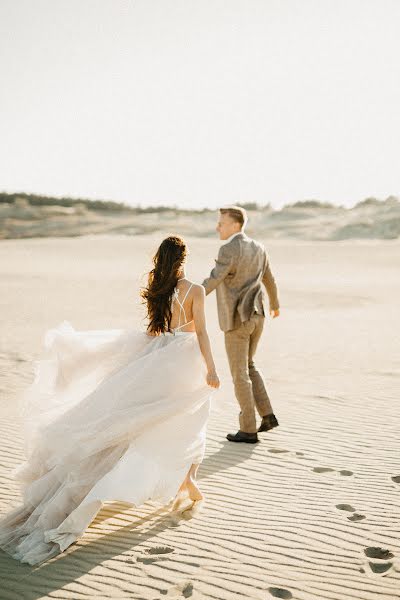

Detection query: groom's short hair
xmin=219 ymin=206 xmax=247 ymax=228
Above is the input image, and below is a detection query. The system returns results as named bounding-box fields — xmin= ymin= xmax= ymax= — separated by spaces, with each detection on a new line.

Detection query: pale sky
xmin=1 ymin=0 xmax=399 ymax=209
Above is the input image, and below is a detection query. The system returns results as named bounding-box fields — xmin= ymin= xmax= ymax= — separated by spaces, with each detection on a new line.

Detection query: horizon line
xmin=1 ymin=189 xmax=399 ymax=212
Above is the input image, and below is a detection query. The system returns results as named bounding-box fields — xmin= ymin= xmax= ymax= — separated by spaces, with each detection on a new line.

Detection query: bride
xmin=0 ymin=235 xmax=220 ymax=565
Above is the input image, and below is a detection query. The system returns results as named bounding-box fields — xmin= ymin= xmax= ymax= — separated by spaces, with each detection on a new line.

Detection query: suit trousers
xmin=224 ymin=313 xmax=273 ymax=433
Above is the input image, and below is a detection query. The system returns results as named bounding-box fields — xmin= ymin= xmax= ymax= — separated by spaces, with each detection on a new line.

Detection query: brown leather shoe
xmin=258 ymin=413 xmax=279 ymax=433
xmin=226 ymin=430 xmax=259 ymax=443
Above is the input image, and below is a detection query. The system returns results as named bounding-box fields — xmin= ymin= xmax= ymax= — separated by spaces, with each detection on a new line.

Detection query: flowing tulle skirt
xmin=0 ymin=322 xmax=211 ymax=565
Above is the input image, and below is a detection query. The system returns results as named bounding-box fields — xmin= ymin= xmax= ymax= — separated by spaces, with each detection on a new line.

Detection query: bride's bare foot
xmin=171 ymin=463 xmax=204 ymax=515
xmin=172 ymin=494 xmax=204 ymax=519
xmin=184 ymin=478 xmax=204 ymax=502
xmin=172 ymin=476 xmax=204 ymax=514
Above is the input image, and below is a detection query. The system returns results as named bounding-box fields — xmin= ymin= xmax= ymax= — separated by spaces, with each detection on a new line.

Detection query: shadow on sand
xmin=0 ymin=440 xmax=255 ymax=599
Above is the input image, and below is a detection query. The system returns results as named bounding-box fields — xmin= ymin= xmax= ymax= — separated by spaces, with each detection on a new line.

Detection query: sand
xmin=0 ymin=235 xmax=399 ymax=600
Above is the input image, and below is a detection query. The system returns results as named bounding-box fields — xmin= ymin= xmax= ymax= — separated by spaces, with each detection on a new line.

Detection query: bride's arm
xmin=192 ymin=285 xmax=220 ymax=389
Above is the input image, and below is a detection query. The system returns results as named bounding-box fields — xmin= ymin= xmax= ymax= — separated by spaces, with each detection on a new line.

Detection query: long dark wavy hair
xmin=141 ymin=235 xmax=187 ymax=335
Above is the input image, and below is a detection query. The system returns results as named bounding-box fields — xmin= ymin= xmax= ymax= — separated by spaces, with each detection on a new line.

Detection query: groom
xmin=202 ymin=206 xmax=280 ymax=444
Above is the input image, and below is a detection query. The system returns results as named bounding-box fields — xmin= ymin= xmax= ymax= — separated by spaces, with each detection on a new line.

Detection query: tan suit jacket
xmin=202 ymin=233 xmax=279 ymax=332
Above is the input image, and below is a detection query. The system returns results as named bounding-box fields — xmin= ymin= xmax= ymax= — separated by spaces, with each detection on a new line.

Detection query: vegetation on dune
xmin=1 ymin=192 xmax=398 ymax=214
xmin=0 ymin=193 xmax=213 ymax=215
xmin=355 ymin=196 xmax=399 ymax=208
xmin=287 ymin=200 xmax=337 ymax=209
xmin=0 ymin=192 xmax=131 ymax=212
xmin=236 ymin=202 xmax=270 ymax=210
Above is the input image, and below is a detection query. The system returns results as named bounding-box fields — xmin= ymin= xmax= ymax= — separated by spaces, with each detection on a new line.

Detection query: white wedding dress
xmin=0 ymin=283 xmax=211 ymax=565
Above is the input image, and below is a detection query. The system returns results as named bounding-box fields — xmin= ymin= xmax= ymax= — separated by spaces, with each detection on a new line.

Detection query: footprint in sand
xmin=347 ymin=513 xmax=366 ymax=522
xmin=162 ymin=581 xmax=194 ymax=597
xmin=268 ymin=587 xmax=293 ymax=599
xmin=313 ymin=467 xmax=335 ymax=474
xmin=336 ymin=504 xmax=366 ymax=521
xmin=312 ymin=467 xmax=353 ymax=475
xmin=364 ymin=547 xmax=394 ymax=576
xmin=138 ymin=546 xmax=175 ymax=565
xmin=138 ymin=556 xmax=168 ymax=564
xmin=364 ymin=547 xmax=394 ymax=560
xmin=368 ymin=562 xmax=393 ymax=575
xmin=146 ymin=546 xmax=175 ymax=555
xmin=181 ymin=583 xmax=194 ymax=598
xmin=295 ymin=451 xmax=315 ymax=461
xmin=336 ymin=503 xmax=356 ymax=512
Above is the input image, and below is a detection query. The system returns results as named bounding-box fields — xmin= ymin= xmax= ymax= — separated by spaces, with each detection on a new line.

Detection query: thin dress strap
xmin=173 ymin=282 xmax=194 ymax=331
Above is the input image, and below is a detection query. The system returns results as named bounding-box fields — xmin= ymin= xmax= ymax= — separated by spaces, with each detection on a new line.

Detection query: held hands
xmin=270 ymin=309 xmax=280 ymax=319
xmin=206 ymin=370 xmax=220 ymax=389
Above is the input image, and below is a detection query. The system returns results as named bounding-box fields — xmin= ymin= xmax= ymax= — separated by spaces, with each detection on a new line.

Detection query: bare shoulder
xmin=183 ymin=283 xmax=205 ymax=307
xmin=190 ymin=282 xmax=206 ymax=299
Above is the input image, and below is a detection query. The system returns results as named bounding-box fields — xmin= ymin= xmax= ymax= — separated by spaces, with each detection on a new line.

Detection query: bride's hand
xmin=206 ymin=370 xmax=220 ymax=389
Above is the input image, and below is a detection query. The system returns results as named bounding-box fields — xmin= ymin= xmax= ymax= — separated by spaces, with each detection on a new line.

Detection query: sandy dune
xmin=1 ymin=196 xmax=400 ymax=241
xmin=0 ymin=235 xmax=399 ymax=600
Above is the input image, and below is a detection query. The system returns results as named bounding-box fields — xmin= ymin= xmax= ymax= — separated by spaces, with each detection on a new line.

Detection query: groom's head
xmin=217 ymin=206 xmax=247 ymax=240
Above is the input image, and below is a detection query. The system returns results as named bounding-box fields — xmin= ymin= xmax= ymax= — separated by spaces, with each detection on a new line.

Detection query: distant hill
xmin=0 ymin=192 xmax=399 ymax=240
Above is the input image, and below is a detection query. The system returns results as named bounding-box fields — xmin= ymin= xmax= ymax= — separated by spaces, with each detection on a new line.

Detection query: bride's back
xmin=170 ymin=278 xmax=196 ymax=333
